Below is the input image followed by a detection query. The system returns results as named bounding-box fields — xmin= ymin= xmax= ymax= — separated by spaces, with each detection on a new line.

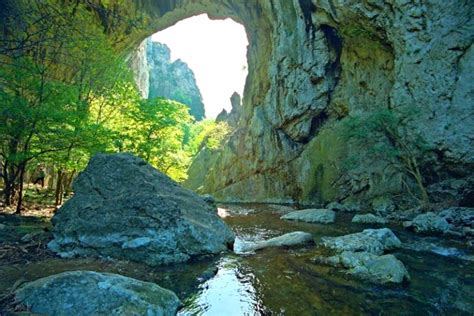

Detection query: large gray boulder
xmin=15 ymin=271 xmax=181 ymax=316
xmin=48 ymin=153 xmax=234 ymax=265
xmin=281 ymin=209 xmax=335 ymax=224
xmin=237 ymin=231 xmax=313 ymax=253
xmin=321 ymin=228 xmax=402 ymax=255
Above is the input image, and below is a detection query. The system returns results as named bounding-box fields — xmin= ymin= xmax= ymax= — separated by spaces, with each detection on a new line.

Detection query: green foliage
xmin=187 ymin=120 xmax=232 ymax=154
xmin=0 ymin=0 xmax=215 ymax=209
xmin=341 ymin=108 xmax=430 ymax=208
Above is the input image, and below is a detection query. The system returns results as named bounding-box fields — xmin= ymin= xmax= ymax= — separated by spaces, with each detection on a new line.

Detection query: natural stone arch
xmin=99 ymin=0 xmax=472 ymax=205
xmin=95 ymin=0 xmax=274 ymax=126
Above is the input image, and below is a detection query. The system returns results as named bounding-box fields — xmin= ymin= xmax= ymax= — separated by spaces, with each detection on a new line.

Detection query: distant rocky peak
xmin=216 ymin=92 xmax=242 ymax=127
xmin=131 ymin=38 xmax=206 ymax=120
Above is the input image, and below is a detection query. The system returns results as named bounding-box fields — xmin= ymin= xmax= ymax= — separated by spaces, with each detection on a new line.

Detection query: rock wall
xmin=183 ymin=0 xmax=474 ymax=206
xmin=131 ymin=38 xmax=206 ymax=120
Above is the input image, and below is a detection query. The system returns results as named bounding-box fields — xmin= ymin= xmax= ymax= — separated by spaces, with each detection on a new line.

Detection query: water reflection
xmin=179 ymin=257 xmax=265 ymax=315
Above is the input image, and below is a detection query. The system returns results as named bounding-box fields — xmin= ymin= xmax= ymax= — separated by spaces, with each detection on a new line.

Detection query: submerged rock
xmin=352 ymin=214 xmax=387 ymax=224
xmin=238 ymin=231 xmax=313 ymax=253
xmin=314 ymin=251 xmax=410 ymax=284
xmin=281 ymin=209 xmax=335 ymax=224
xmin=321 ymin=228 xmax=402 ymax=255
xmin=410 ymin=212 xmax=452 ymax=234
xmin=15 ymin=271 xmax=181 ymax=316
xmin=48 ymin=153 xmax=234 ymax=265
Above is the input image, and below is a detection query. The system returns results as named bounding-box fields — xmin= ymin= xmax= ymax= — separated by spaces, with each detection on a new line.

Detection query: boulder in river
xmin=438 ymin=207 xmax=474 ymax=228
xmin=14 ymin=271 xmax=181 ymax=316
xmin=316 ymin=229 xmax=408 ymax=284
xmin=326 ymin=201 xmax=360 ymax=213
xmin=48 ymin=153 xmax=235 ymax=265
xmin=352 ymin=214 xmax=388 ymax=224
xmin=281 ymin=209 xmax=335 ymax=224
xmin=238 ymin=231 xmax=313 ymax=253
xmin=321 ymin=228 xmax=401 ymax=255
xmin=314 ymin=251 xmax=410 ymax=284
xmin=410 ymin=212 xmax=452 ymax=234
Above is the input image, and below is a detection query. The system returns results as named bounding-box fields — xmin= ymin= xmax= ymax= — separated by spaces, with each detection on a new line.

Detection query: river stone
xmin=281 ymin=209 xmax=335 ymax=224
xmin=352 ymin=214 xmax=387 ymax=225
xmin=371 ymin=197 xmax=396 ymax=215
xmin=321 ymin=228 xmax=401 ymax=255
xmin=411 ymin=212 xmax=452 ymax=234
xmin=314 ymin=251 xmax=410 ymax=284
xmin=438 ymin=207 xmax=474 ymax=228
xmin=48 ymin=153 xmax=234 ymax=265
xmin=238 ymin=231 xmax=313 ymax=252
xmin=15 ymin=271 xmax=180 ymax=316
xmin=326 ymin=202 xmax=360 ymax=213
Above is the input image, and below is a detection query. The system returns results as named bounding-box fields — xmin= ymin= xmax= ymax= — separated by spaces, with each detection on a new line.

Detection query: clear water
xmin=1 ymin=204 xmax=473 ymax=315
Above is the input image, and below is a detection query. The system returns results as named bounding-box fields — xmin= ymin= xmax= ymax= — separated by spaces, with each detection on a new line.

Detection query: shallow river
xmin=1 ymin=204 xmax=473 ymax=315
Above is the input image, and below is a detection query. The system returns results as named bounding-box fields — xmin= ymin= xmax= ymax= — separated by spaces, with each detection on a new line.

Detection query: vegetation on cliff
xmin=341 ymin=109 xmax=430 ymax=208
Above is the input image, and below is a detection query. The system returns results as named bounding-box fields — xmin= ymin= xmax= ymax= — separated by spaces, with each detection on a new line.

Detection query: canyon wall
xmin=183 ymin=0 xmax=473 ymax=207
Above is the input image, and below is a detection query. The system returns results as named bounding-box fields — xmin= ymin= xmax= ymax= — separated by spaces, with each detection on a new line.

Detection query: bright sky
xmin=152 ymin=14 xmax=248 ymax=118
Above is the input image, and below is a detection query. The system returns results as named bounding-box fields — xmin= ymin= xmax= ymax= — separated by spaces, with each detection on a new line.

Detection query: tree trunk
xmin=55 ymin=169 xmax=63 ymax=207
xmin=4 ymin=163 xmax=17 ymax=206
xmin=63 ymin=170 xmax=76 ymax=197
xmin=14 ymin=162 xmax=27 ymax=214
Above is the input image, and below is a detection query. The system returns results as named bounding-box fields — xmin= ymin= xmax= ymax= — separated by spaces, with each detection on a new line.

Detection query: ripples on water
xmin=1 ymin=204 xmax=473 ymax=315
xmin=179 ymin=257 xmax=266 ymax=315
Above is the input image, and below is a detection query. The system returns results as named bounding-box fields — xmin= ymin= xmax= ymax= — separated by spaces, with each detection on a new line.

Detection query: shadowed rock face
xmin=48 ymin=153 xmax=234 ymax=265
xmin=6 ymin=0 xmax=473 ymax=205
xmin=15 ymin=271 xmax=181 ymax=316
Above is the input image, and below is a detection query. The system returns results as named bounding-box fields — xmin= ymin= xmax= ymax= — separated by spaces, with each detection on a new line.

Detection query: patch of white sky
xmin=152 ymin=14 xmax=249 ymax=119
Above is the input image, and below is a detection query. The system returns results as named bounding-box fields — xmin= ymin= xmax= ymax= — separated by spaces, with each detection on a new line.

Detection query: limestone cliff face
xmin=131 ymin=39 xmax=205 ymax=120
xmin=7 ymin=0 xmax=473 ymax=205
xmin=182 ymin=0 xmax=473 ymax=206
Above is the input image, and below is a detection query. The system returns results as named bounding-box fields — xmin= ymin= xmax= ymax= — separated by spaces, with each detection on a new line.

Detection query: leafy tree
xmin=187 ymin=120 xmax=231 ymax=154
xmin=342 ymin=108 xmax=430 ymax=209
xmin=0 ymin=1 xmax=132 ymax=211
xmin=0 ymin=0 xmax=234 ymax=212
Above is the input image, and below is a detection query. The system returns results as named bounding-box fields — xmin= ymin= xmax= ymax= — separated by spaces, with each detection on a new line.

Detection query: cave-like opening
xmin=132 ymin=14 xmax=249 ymax=121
